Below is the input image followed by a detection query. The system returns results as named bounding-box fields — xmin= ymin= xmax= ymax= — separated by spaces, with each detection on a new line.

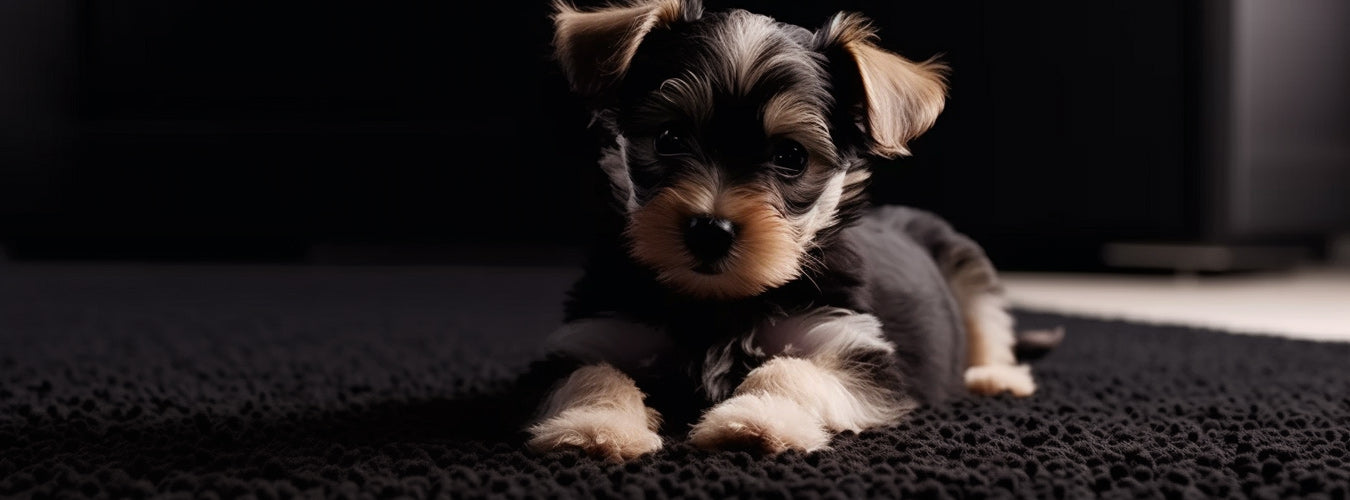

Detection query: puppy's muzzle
xmin=684 ymin=215 xmax=737 ymax=273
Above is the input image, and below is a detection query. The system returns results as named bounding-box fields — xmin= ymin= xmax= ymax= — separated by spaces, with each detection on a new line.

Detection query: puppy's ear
xmin=552 ymin=0 xmax=702 ymax=96
xmin=815 ymin=13 xmax=948 ymax=158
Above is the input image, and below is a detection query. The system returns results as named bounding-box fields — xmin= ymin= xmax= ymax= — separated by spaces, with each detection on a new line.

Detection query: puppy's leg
xmin=935 ymin=231 xmax=1036 ymax=397
xmin=959 ymin=291 xmax=1035 ymax=396
xmin=527 ymin=363 xmax=663 ymax=462
xmin=690 ymin=310 xmax=912 ymax=453
xmin=527 ymin=318 xmax=671 ymax=461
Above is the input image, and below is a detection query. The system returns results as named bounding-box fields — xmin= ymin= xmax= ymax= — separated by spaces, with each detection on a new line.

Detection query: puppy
xmin=526 ymin=0 xmax=1048 ymax=461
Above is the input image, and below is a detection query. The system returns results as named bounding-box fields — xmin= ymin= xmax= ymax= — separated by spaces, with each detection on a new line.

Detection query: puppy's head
xmin=553 ymin=0 xmax=947 ymax=300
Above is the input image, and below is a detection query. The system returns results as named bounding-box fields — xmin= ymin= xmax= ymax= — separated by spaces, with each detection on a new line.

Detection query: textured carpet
xmin=2 ymin=264 xmax=1349 ymax=499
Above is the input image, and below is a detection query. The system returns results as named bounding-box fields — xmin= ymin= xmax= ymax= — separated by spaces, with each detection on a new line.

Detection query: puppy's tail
xmin=1013 ymin=327 xmax=1065 ymax=363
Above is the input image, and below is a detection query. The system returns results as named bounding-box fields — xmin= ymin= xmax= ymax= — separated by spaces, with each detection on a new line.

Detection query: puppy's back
xmin=844 ymin=206 xmax=969 ymax=404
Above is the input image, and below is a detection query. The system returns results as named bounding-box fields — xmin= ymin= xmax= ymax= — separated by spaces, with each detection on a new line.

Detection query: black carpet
xmin=2 ymin=264 xmax=1348 ymax=499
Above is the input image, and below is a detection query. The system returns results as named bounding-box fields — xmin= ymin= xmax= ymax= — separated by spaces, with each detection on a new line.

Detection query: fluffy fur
xmin=529 ymin=0 xmax=1054 ymax=461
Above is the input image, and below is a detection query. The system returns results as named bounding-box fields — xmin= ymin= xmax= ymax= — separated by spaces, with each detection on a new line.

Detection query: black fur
xmin=542 ymin=0 xmax=1022 ymax=438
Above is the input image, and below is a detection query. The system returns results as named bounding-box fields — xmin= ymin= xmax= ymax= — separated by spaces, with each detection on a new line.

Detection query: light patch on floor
xmin=1002 ymin=266 xmax=1350 ymax=342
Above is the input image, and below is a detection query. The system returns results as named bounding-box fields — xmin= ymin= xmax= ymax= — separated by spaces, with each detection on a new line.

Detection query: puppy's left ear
xmin=552 ymin=0 xmax=703 ymax=97
xmin=816 ymin=13 xmax=948 ymax=158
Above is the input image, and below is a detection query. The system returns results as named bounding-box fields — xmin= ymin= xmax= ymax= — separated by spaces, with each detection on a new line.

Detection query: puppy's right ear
xmin=552 ymin=0 xmax=701 ymax=96
xmin=815 ymin=13 xmax=948 ymax=158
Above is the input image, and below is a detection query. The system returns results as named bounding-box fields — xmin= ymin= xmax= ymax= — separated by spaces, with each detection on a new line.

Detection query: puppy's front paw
xmin=965 ymin=364 xmax=1036 ymax=397
xmin=689 ymin=394 xmax=829 ymax=454
xmin=527 ymin=407 xmax=662 ymax=462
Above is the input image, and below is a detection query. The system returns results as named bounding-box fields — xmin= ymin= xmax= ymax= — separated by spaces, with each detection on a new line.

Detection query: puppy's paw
xmin=965 ymin=364 xmax=1036 ymax=397
xmin=527 ymin=407 xmax=662 ymax=462
xmin=688 ymin=394 xmax=829 ymax=454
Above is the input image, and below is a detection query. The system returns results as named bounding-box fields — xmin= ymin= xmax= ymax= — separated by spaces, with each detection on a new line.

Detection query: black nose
xmin=684 ymin=215 xmax=737 ymax=268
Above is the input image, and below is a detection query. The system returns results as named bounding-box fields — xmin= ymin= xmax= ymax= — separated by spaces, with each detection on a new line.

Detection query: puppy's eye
xmin=770 ymin=140 xmax=808 ymax=177
xmin=655 ymin=128 xmax=692 ymax=156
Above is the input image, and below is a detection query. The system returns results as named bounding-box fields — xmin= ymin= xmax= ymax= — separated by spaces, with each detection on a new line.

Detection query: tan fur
xmin=755 ymin=308 xmax=896 ymax=362
xmin=961 ymin=292 xmax=1036 ymax=397
xmin=691 ymin=355 xmax=907 ymax=454
xmin=552 ymin=0 xmax=686 ymax=95
xmin=963 ymin=292 xmax=1017 ymax=367
xmin=965 ymin=364 xmax=1035 ymax=397
xmin=688 ymin=393 xmax=831 ymax=453
xmin=734 ymin=357 xmax=902 ymax=432
xmin=934 ymin=235 xmax=1037 ymax=397
xmin=819 ymin=13 xmax=948 ymax=158
xmin=711 ymin=11 xmax=815 ymax=98
xmin=790 ymin=171 xmax=847 ymax=250
xmin=762 ymin=93 xmax=836 ymax=159
xmin=527 ymin=364 xmax=663 ymax=462
xmin=626 ymin=178 xmax=803 ymax=300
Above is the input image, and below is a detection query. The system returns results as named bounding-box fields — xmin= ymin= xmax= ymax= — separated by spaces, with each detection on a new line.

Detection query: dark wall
xmin=4 ymin=1 xmax=592 ymax=261
xmin=1 ymin=1 xmax=76 ymax=222
xmin=1 ymin=1 xmax=1343 ymax=267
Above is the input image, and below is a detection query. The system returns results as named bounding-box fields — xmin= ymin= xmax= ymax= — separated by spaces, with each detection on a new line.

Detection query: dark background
xmin=2 ymin=0 xmax=1347 ymax=270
